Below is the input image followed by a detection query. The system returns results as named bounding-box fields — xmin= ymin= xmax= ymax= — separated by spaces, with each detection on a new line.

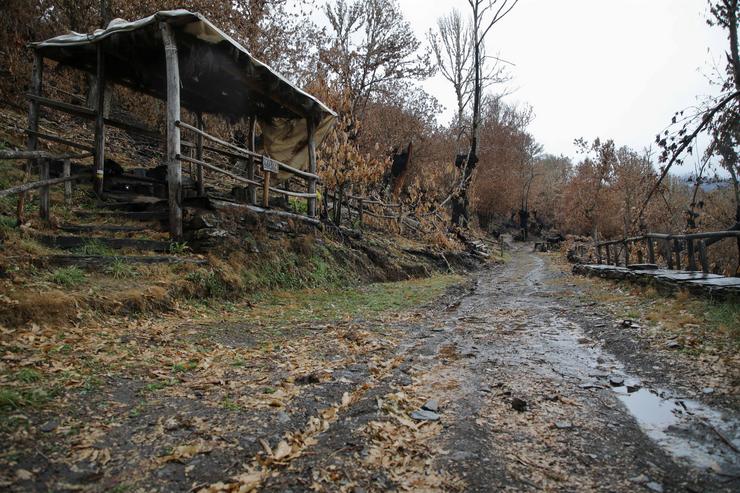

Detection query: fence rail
xmin=175 ymin=120 xmax=318 ymax=211
xmin=0 ymin=150 xmax=92 ymax=221
xmin=594 ymin=230 xmax=740 ymax=273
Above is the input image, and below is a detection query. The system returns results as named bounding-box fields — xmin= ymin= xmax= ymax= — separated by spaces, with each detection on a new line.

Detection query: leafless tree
xmin=321 ymin=0 xmax=433 ymax=123
xmin=429 ymin=8 xmax=511 ymax=146
xmin=451 ymin=0 xmax=518 ymax=227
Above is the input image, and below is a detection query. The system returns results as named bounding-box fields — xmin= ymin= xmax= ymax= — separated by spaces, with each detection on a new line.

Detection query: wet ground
xmin=3 ymin=242 xmax=739 ymax=492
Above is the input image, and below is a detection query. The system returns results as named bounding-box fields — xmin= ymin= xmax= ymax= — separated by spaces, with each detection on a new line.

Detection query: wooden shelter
xmin=28 ymin=10 xmax=336 ymax=238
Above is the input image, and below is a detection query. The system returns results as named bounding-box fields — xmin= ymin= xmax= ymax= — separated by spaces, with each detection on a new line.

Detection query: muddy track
xmin=267 ymin=243 xmax=740 ymax=492
xmin=397 ymin=243 xmax=740 ymax=492
xmin=4 ymin=243 xmax=739 ymax=492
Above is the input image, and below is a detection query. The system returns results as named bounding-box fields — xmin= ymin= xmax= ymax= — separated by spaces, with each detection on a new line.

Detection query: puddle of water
xmin=528 ymin=315 xmax=740 ymax=475
xmin=615 ymin=388 xmax=678 ymax=428
xmin=615 ymin=387 xmax=740 ymax=473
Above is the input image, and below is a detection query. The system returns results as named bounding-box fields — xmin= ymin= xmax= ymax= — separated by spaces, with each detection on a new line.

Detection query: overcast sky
xmin=396 ymin=0 xmax=729 ymax=172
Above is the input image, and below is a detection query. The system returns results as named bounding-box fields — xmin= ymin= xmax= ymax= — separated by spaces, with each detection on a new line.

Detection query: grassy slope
xmin=0 ymin=273 xmax=461 ymax=426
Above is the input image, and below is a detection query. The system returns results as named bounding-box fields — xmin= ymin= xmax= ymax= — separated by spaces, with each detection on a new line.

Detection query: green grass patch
xmin=0 ymin=215 xmax=16 ymax=231
xmin=243 ymin=247 xmax=353 ymax=292
xmin=74 ymin=239 xmax=115 ymax=256
xmin=15 ymin=368 xmax=41 ymax=383
xmin=186 ymin=269 xmax=230 ymax=298
xmin=172 ymin=360 xmax=197 ymax=373
xmin=104 ymin=258 xmax=137 ymax=279
xmin=0 ymin=387 xmax=50 ymax=411
xmin=49 ymin=266 xmax=86 ymax=287
xmin=169 ymin=241 xmax=189 ymax=254
xmin=221 ymin=397 xmax=240 ymax=411
xmin=289 ymin=198 xmax=308 ymax=214
xmin=703 ymin=299 xmax=740 ymax=341
xmin=248 ymin=274 xmax=462 ymax=326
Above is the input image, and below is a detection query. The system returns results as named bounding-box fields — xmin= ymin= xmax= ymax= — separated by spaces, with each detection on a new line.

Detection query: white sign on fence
xmin=262 ymin=157 xmax=279 ymax=174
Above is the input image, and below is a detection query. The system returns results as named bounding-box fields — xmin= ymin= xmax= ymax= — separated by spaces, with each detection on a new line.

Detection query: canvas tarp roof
xmin=32 ymin=9 xmax=336 ymax=171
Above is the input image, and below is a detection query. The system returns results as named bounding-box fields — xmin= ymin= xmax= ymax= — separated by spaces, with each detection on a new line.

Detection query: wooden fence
xmin=174 ymin=120 xmax=319 ymax=213
xmin=0 ymin=150 xmax=92 ymax=222
xmin=342 ymin=194 xmax=404 ymax=230
xmin=594 ymin=231 xmax=740 ymax=273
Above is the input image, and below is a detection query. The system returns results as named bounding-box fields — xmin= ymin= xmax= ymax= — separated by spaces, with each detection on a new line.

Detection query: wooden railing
xmin=0 ymin=150 xmax=92 ymax=222
xmin=594 ymin=231 xmax=740 ymax=273
xmin=21 ymin=88 xmax=321 ymax=217
xmin=324 ymin=193 xmax=405 ymax=231
xmin=175 ymin=120 xmax=318 ymax=212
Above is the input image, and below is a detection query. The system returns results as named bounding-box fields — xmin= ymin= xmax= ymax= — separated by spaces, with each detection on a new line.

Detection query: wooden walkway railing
xmin=174 ymin=120 xmax=319 ymax=212
xmin=595 ymin=231 xmax=740 ymax=273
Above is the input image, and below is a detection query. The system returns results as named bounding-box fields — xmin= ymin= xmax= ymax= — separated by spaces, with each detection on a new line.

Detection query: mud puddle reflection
xmin=529 ymin=315 xmax=740 ymax=475
xmin=613 ymin=386 xmax=740 ymax=474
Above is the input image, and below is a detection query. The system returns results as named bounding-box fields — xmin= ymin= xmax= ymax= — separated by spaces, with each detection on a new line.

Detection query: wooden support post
xmin=93 ymin=43 xmax=106 ymax=196
xmin=687 ymin=239 xmax=696 ymax=271
xmin=665 ymin=240 xmax=674 ymax=269
xmin=19 ymin=51 xmax=43 ymax=224
xmin=605 ymin=244 xmax=611 ymax=265
xmin=647 ymin=237 xmax=655 ymax=265
xmin=195 ymin=112 xmax=204 ymax=196
xmin=262 ymin=171 xmax=271 ymax=208
xmin=674 ymin=239 xmax=681 ymax=270
xmin=161 ymin=22 xmax=183 ymax=239
xmin=358 ymin=198 xmax=364 ymax=229
xmin=596 ymin=245 xmax=602 ymax=264
xmin=322 ymin=184 xmax=329 ymax=219
xmin=63 ymin=159 xmax=72 ymax=205
xmin=624 ymin=240 xmax=629 ymax=267
xmin=306 ymin=117 xmax=317 ymax=217
xmin=39 ymin=158 xmax=50 ymax=221
xmin=247 ymin=116 xmax=256 ymax=204
xmin=699 ymin=240 xmax=709 ymax=274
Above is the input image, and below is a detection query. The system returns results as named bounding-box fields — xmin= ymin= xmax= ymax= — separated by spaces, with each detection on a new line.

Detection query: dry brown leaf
xmin=158 ymin=440 xmax=213 ymax=464
xmin=272 ymin=440 xmax=292 ymax=461
xmin=15 ymin=469 xmax=33 ymax=481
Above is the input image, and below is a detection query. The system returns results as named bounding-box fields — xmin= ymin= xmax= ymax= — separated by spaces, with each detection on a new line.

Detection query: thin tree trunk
xmin=729 ymin=0 xmax=739 ymax=93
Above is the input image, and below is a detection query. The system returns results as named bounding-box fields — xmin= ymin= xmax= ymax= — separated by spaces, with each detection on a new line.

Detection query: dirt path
xmin=260 ymin=243 xmax=739 ymax=492
xmin=3 ymin=243 xmax=739 ymax=492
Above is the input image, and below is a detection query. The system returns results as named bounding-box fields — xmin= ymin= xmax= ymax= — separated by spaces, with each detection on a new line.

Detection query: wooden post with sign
xmin=262 ymin=157 xmax=279 ymax=208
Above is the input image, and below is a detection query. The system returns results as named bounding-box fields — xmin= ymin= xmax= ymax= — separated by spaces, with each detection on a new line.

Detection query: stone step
xmin=73 ymin=209 xmax=168 ymax=221
xmin=36 ymin=234 xmax=172 ymax=252
xmin=59 ymin=223 xmax=157 ymax=233
xmin=37 ymin=254 xmax=205 ymax=270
